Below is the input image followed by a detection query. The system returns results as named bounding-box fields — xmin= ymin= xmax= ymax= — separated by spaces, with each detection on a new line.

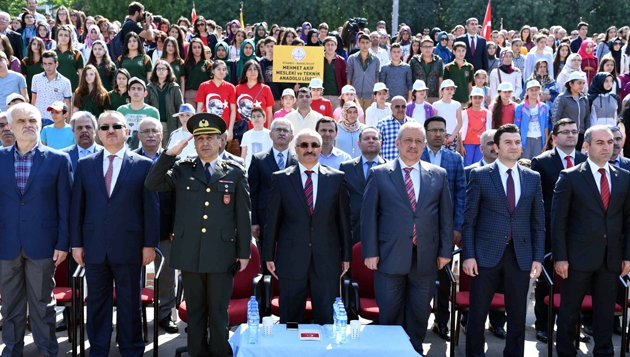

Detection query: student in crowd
xmin=365 ymin=82 xmax=391 ymax=127
xmin=145 ymin=59 xmax=184 ymax=147
xmin=161 ymin=36 xmax=186 ymax=94
xmin=578 ymin=40 xmax=598 ymax=86
xmin=309 ymin=78 xmax=333 ymax=117
xmin=523 ymin=59 xmax=558 ymax=115
xmin=461 ymin=87 xmax=492 ymax=165
xmin=380 ymin=42 xmax=412 ymax=100
xmin=81 ymin=24 xmax=102 ymax=61
xmin=472 ymin=70 xmax=491 ymax=108
xmin=240 ymin=106 xmax=272 ymax=169
xmin=553 ymin=71 xmax=590 ymax=150
xmin=405 ymin=80 xmax=435 ymax=126
xmin=444 ymin=41 xmax=473 ymax=105
xmin=489 ymin=82 xmax=517 ymax=128
xmin=333 ymin=84 xmax=364 ymax=122
xmin=166 ymin=103 xmax=196 ymax=158
xmin=87 ymin=39 xmax=116 ymax=91
xmin=516 ymin=80 xmax=549 ymax=159
xmin=274 ymin=88 xmax=295 ymax=119
xmin=587 ymin=72 xmax=621 ymax=127
xmin=603 ymin=37 xmax=628 ymax=76
xmin=117 ymin=76 xmax=160 ymax=150
xmin=433 ymin=31 xmax=453 ymax=64
xmin=486 ymin=42 xmax=500 ymax=74
xmin=116 ymin=32 xmax=152 ymax=84
xmin=234 ymin=59 xmax=274 ymax=148
xmin=73 ymin=64 xmax=111 ymax=118
xmin=347 ymin=32 xmax=380 ymax=111
xmin=432 ymin=79 xmax=463 ymax=152
xmin=195 ymin=59 xmax=237 ymax=141
xmin=230 ymin=28 xmax=246 ymax=60
xmin=183 ymin=38 xmax=212 ymax=105
xmin=511 ymin=38 xmax=526 ymax=75
xmin=20 ymin=37 xmax=45 ymax=97
xmin=410 ymin=37 xmax=444 ymax=103
xmin=599 ymin=57 xmax=622 ymax=95
xmin=322 ymin=35 xmax=347 ymax=110
xmin=335 ymin=101 xmax=365 ymax=158
xmin=55 ymin=24 xmax=84 ymax=91
xmin=556 ymin=53 xmax=586 ymax=92
xmin=553 ymin=43 xmax=571 ymax=80
xmin=525 ymin=34 xmax=555 ymax=80
xmin=234 ymin=39 xmax=256 ymax=81
xmin=108 ymin=68 xmax=131 ymax=110
xmin=40 ymin=101 xmax=74 ymax=149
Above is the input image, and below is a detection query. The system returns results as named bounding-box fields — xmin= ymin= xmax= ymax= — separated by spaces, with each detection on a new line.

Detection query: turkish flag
xmin=481 ymin=1 xmax=492 ymax=41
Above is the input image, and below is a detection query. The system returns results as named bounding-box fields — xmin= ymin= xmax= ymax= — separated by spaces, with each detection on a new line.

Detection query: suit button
xmin=20 ymin=202 xmax=24 ymax=205
xmin=203 ymin=215 xmax=208 ymax=219
xmin=309 ymin=243 xmax=312 ymax=247
xmin=201 ymin=228 xmax=207 ymax=233
xmin=187 ymin=186 xmax=190 ymax=190
xmin=206 ymin=188 xmax=211 ymax=192
xmin=603 ymin=234 xmax=607 ymax=238
xmin=205 ymin=202 xmax=209 ymax=206
xmin=231 ymin=239 xmax=234 ymax=241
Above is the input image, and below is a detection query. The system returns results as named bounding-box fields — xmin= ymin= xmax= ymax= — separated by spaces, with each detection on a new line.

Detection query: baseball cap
xmin=526 ymin=80 xmax=542 ymax=90
xmin=5 ymin=93 xmax=26 ymax=106
xmin=440 ymin=79 xmax=457 ymax=89
xmin=412 ymin=80 xmax=428 ymax=91
xmin=281 ymin=88 xmax=295 ymax=98
xmin=309 ymin=78 xmax=324 ymax=89
xmin=497 ymin=82 xmax=514 ymax=92
xmin=568 ymin=71 xmax=586 ymax=82
xmin=47 ymin=101 xmax=68 ymax=113
xmin=172 ymin=103 xmax=195 ymax=117
xmin=470 ymin=87 xmax=485 ymax=97
xmin=128 ymin=77 xmax=146 ymax=88
xmin=373 ymin=83 xmax=388 ymax=92
xmin=341 ymin=85 xmax=356 ymax=95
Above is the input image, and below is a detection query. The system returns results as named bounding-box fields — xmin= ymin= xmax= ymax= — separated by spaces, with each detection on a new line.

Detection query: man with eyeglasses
xmin=117 ymin=77 xmax=159 ymax=150
xmin=377 ymin=95 xmax=416 ymax=161
xmin=410 ymin=36 xmax=444 ymax=103
xmin=0 ymin=11 xmax=23 ymax=59
xmin=70 ymin=110 xmax=159 ymax=357
xmin=285 ymin=87 xmax=323 ymax=146
xmin=61 ymin=111 xmax=103 ymax=172
xmin=362 ymin=121 xmax=453 ymax=357
xmin=263 ymin=127 xmax=352 ymax=324
xmin=146 ymin=113 xmax=251 ymax=357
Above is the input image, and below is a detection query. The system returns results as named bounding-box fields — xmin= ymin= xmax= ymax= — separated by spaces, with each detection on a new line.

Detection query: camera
xmin=348 ymin=17 xmax=367 ymax=33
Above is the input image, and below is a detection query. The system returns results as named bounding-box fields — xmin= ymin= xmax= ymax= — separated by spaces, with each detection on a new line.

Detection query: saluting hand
xmin=166 ymin=136 xmax=193 ymax=157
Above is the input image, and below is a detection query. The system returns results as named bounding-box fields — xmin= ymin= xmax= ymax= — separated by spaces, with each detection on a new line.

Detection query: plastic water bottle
xmin=336 ymin=306 xmax=347 ymax=344
xmin=247 ymin=297 xmax=259 ymax=344
xmin=332 ymin=297 xmax=341 ymax=339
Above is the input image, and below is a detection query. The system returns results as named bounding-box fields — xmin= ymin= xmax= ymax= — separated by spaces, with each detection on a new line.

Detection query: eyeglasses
xmin=572 ymin=59 xmax=582 ymax=62
xmin=557 ymin=130 xmax=579 ymax=135
xmin=392 ymin=104 xmax=407 ymax=109
xmin=70 ymin=14 xmax=77 ymax=17
xmin=273 ymin=128 xmax=290 ymax=133
xmin=155 ymin=67 xmax=168 ymax=71
xmin=196 ymin=23 xmax=205 ymax=27
xmin=297 ymin=142 xmax=321 ymax=148
xmin=139 ymin=129 xmax=161 ymax=135
xmin=614 ymin=42 xmax=622 ymax=46
xmin=427 ymin=128 xmax=446 ymax=133
xmin=440 ymin=38 xmax=448 ymax=41
xmin=99 ymin=123 xmax=125 ymax=131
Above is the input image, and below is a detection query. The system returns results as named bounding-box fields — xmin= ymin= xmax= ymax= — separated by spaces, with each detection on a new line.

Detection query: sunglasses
xmin=298 ymin=142 xmax=321 ymax=149
xmin=393 ymin=104 xmax=407 ymax=109
xmin=614 ymin=42 xmax=622 ymax=46
xmin=99 ymin=123 xmax=125 ymax=131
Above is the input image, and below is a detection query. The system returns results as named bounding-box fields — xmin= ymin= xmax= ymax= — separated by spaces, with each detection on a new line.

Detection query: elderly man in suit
xmin=0 ymin=103 xmax=72 ymax=357
xmin=62 ymin=111 xmax=103 ymax=171
xmin=362 ymin=121 xmax=453 ymax=356
xmin=463 ymin=124 xmax=545 ymax=357
xmin=263 ymin=128 xmax=352 ymax=324
xmin=339 ymin=126 xmax=386 ymax=245
xmin=530 ymin=118 xmax=587 ymax=343
xmin=0 ymin=12 xmax=23 ymax=59
xmin=70 ymin=111 xmax=159 ymax=357
xmin=552 ymin=125 xmax=630 ymax=357
xmin=419 ymin=116 xmax=466 ymax=341
xmin=455 ymin=17 xmax=488 ymax=72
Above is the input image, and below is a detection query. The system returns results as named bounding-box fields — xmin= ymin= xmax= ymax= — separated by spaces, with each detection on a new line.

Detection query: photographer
xmin=121 ymin=1 xmax=155 ymax=44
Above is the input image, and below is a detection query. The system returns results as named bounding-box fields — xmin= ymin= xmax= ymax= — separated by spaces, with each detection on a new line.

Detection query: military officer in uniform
xmin=145 ymin=113 xmax=251 ymax=357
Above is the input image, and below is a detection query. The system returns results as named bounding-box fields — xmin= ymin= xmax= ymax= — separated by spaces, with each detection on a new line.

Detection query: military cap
xmin=186 ymin=113 xmax=227 ymax=136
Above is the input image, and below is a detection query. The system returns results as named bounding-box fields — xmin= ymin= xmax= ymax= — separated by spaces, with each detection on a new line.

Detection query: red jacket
xmin=325 ymin=55 xmax=347 ymax=94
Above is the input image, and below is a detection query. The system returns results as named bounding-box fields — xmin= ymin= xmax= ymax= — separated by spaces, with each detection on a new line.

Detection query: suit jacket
xmin=361 ymin=160 xmax=454 ymax=276
xmin=62 ymin=143 xmax=104 ymax=172
xmin=248 ymin=148 xmax=298 ymax=226
xmin=530 ymin=148 xmax=587 ymax=221
xmin=551 ymin=162 xmax=630 ymax=273
xmin=339 ymin=155 xmax=387 ymax=243
xmin=456 ymin=34 xmax=488 ymax=72
xmin=421 ymin=147 xmax=466 ymax=231
xmin=263 ymin=165 xmax=352 ymax=280
xmin=145 ymin=154 xmax=251 ymax=273
xmin=612 ymin=155 xmax=630 ymax=171
xmin=70 ymin=150 xmax=160 ymax=265
xmin=462 ymin=162 xmax=545 ymax=271
xmin=465 ymin=159 xmax=486 ymax=182
xmin=5 ymin=29 xmax=23 ymax=60
xmin=222 ymin=151 xmax=245 ymax=166
xmin=0 ymin=144 xmax=72 ymax=260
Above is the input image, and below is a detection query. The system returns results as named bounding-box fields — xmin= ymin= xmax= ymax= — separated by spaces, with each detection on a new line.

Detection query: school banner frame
xmin=272 ymin=46 xmax=325 ymax=83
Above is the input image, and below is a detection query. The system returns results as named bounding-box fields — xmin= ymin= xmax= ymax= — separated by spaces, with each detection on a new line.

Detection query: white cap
xmin=373 ymin=82 xmax=388 ymax=92
xmin=341 ymin=85 xmax=356 ymax=95
xmin=568 ymin=71 xmax=586 ymax=82
xmin=440 ymin=79 xmax=457 ymax=89
xmin=470 ymin=87 xmax=485 ymax=97
xmin=309 ymin=78 xmax=323 ymax=89
xmin=412 ymin=80 xmax=428 ymax=91
xmin=5 ymin=93 xmax=26 ymax=106
xmin=497 ymin=82 xmax=514 ymax=92
xmin=526 ymin=80 xmax=542 ymax=90
xmin=281 ymin=88 xmax=295 ymax=98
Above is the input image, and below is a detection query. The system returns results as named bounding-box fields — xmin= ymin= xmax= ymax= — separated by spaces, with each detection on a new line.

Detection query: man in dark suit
xmin=462 ymin=124 xmax=545 ymax=357
xmin=362 ymin=122 xmax=453 ymax=356
xmin=609 ymin=125 xmax=630 ymax=170
xmin=146 ymin=113 xmax=251 ymax=357
xmin=0 ymin=103 xmax=72 ymax=357
xmin=420 ymin=116 xmax=465 ymax=341
xmin=62 ymin=111 xmax=103 ymax=171
xmin=0 ymin=12 xmax=23 ymax=59
xmin=530 ymin=118 xmax=587 ymax=343
xmin=219 ymin=131 xmax=245 ymax=165
xmin=263 ymin=128 xmax=352 ymax=324
xmin=552 ymin=125 xmax=630 ymax=357
xmin=455 ymin=17 xmax=488 ymax=72
xmin=70 ymin=111 xmax=159 ymax=357
xmin=248 ymin=118 xmax=298 ymax=246
xmin=133 ymin=117 xmax=178 ymax=333
xmin=339 ymin=126 xmax=386 ymax=245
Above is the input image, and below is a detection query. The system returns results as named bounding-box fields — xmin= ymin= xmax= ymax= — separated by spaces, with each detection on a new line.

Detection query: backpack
xmin=111 ymin=20 xmax=133 ymax=59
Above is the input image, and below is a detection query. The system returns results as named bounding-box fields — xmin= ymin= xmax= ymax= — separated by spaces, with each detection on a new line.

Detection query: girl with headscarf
xmin=299 ymin=22 xmax=312 ymax=43
xmin=398 ymin=25 xmax=411 ymax=59
xmin=36 ymin=22 xmax=56 ymax=50
xmin=81 ymin=24 xmax=103 ymax=62
xmin=556 ymin=53 xmax=586 ymax=93
xmin=334 ymin=32 xmax=347 ymax=60
xmin=253 ymin=23 xmax=268 ymax=47
xmin=523 ymin=59 xmax=558 ymax=114
xmin=433 ymin=31 xmax=452 ymax=64
xmin=19 ymin=11 xmax=37 ymax=56
xmin=226 ymin=20 xmax=241 ymax=45
xmin=603 ymin=37 xmax=627 ymax=75
xmin=306 ymin=29 xmax=321 ymax=46
xmin=578 ymin=40 xmax=598 ymax=86
xmin=234 ymin=39 xmax=257 ymax=80
xmin=588 ymin=72 xmax=621 ymax=126
xmin=429 ymin=27 xmax=441 ymax=44
xmin=214 ymin=41 xmax=234 ymax=84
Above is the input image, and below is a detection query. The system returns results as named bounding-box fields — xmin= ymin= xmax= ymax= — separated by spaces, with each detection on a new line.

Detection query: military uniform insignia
xmin=223 ymin=195 xmax=230 ymax=204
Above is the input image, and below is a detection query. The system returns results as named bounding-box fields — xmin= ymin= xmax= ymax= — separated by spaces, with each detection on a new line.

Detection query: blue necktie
xmin=277 ymin=152 xmax=285 ymax=170
xmin=365 ymin=161 xmax=375 ymax=178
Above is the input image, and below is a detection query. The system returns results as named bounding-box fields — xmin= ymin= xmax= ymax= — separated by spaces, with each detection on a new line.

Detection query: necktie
xmin=506 ymin=168 xmax=515 ymax=213
xmin=609 ymin=159 xmax=619 ymax=167
xmin=599 ymin=168 xmax=610 ymax=210
xmin=304 ymin=170 xmax=314 ymax=214
xmin=104 ymin=155 xmax=116 ymax=196
xmin=204 ymin=162 xmax=212 ymax=182
xmin=365 ymin=161 xmax=375 ymax=179
xmin=470 ymin=36 xmax=476 ymax=57
xmin=403 ymin=167 xmax=417 ymax=245
xmin=565 ymin=156 xmax=573 ymax=168
xmin=277 ymin=152 xmax=285 ymax=170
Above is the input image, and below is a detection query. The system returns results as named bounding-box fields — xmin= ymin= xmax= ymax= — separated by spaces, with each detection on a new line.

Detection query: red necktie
xmin=599 ymin=168 xmax=610 ymax=210
xmin=403 ymin=167 xmax=417 ymax=245
xmin=565 ymin=156 xmax=573 ymax=168
xmin=304 ymin=170 xmax=314 ymax=214
xmin=470 ymin=36 xmax=476 ymax=57
xmin=104 ymin=155 xmax=116 ymax=196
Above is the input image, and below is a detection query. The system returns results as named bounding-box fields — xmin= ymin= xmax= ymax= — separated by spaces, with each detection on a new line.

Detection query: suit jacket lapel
xmin=264 ymin=149 xmax=279 ymax=171
xmin=609 ymin=166 xmax=621 ymax=209
xmin=22 ymin=144 xmax=45 ymax=195
xmin=110 ymin=151 xmax=133 ymax=198
xmin=416 ymin=163 xmax=431 ymax=212
xmin=389 ymin=160 xmax=414 ymax=212
xmin=313 ymin=166 xmax=329 ymax=216
xmin=489 ymin=162 xmax=511 ymax=213
xmin=92 ymin=151 xmax=109 ymax=197
xmin=191 ymin=157 xmax=208 ymax=184
xmin=354 ymin=157 xmax=366 ymax=185
xmin=209 ymin=158 xmax=228 ymax=185
xmin=580 ymin=162 xmax=606 ymax=211
xmin=551 ymin=148 xmax=565 ymax=174
xmin=6 ymin=148 xmax=20 ymax=197
xmin=287 ymin=151 xmax=298 ymax=167
xmin=289 ymin=165 xmax=311 ymax=215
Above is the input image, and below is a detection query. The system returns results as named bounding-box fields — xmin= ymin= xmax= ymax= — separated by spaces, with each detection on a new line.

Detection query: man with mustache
xmin=263 ymin=128 xmax=352 ymax=324
xmin=62 ymin=111 xmax=103 ymax=172
xmin=530 ymin=118 xmax=587 ymax=343
xmin=377 ymin=95 xmax=416 ymax=161
xmin=0 ymin=112 xmax=15 ymax=147
xmin=553 ymin=125 xmax=630 ymax=357
xmin=0 ymin=102 xmax=73 ymax=357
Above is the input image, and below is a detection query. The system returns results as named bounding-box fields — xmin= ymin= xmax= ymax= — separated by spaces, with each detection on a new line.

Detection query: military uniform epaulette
xmin=223 ymin=159 xmax=246 ymax=172
xmin=176 ymin=157 xmax=196 ymax=165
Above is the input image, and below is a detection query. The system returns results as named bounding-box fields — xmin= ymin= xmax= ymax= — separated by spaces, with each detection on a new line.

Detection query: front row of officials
xmin=0 ymin=101 xmax=628 ymax=357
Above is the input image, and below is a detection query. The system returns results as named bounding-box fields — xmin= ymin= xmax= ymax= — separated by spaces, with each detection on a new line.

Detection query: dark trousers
xmin=375 ymin=251 xmax=436 ymax=355
xmin=279 ymin=259 xmax=338 ymax=324
xmin=466 ymin=243 xmax=530 ymax=357
xmin=460 ymin=275 xmax=507 ymax=328
xmin=85 ymin=259 xmax=144 ymax=357
xmin=556 ymin=255 xmax=618 ymax=357
xmin=181 ymin=271 xmax=233 ymax=357
xmin=534 ymin=256 xmax=555 ymax=331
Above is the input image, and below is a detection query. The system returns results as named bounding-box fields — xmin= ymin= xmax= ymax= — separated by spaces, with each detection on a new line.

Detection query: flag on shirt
xmin=481 ymin=1 xmax=492 ymax=41
xmin=191 ymin=2 xmax=197 ymax=23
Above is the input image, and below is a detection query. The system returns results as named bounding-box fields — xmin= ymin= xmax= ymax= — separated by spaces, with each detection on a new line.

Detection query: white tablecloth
xmin=229 ymin=323 xmax=419 ymax=357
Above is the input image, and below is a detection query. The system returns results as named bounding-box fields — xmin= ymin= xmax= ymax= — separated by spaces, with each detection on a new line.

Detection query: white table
xmin=229 ymin=323 xmax=419 ymax=357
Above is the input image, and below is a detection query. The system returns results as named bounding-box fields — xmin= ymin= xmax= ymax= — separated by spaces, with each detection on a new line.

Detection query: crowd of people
xmin=1 ymin=1 xmax=630 ymax=357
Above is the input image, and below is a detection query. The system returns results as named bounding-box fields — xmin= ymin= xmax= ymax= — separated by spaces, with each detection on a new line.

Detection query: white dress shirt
xmin=495 ymin=159 xmax=521 ymax=206
xmin=298 ymin=162 xmax=319 ymax=209
xmin=398 ymin=158 xmax=420 ymax=202
xmin=587 ymin=158 xmax=612 ymax=194
xmin=102 ymin=147 xmax=126 ymax=196
xmin=556 ymin=148 xmax=576 ymax=169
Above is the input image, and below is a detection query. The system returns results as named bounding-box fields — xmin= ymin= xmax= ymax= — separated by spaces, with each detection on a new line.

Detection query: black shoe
xmin=489 ymin=325 xmax=506 ymax=339
xmin=536 ymin=330 xmax=548 ymax=343
xmin=614 ymin=326 xmax=623 ymax=336
xmin=582 ymin=325 xmax=593 ymax=336
xmin=579 ymin=334 xmax=591 ymax=343
xmin=432 ymin=322 xmax=450 ymax=341
xmin=158 ymin=317 xmax=179 ymax=333
xmin=55 ymin=320 xmax=67 ymax=332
